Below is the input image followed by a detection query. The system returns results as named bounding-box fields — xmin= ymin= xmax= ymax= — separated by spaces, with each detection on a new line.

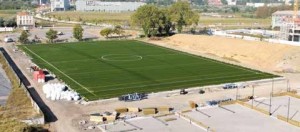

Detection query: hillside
xmin=151 ymin=34 xmax=300 ymax=73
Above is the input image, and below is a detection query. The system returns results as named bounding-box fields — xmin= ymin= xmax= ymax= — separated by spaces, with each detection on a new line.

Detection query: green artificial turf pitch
xmin=20 ymin=40 xmax=277 ymax=100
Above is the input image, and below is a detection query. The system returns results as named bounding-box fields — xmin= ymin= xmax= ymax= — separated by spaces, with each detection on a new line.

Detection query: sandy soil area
xmin=151 ymin=34 xmax=300 ymax=73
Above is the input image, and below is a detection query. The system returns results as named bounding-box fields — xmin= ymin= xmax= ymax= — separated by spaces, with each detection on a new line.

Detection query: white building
xmin=226 ymin=0 xmax=236 ymax=5
xmin=246 ymin=3 xmax=282 ymax=7
xmin=75 ymin=0 xmax=146 ymax=12
xmin=272 ymin=11 xmax=300 ymax=28
xmin=51 ymin=0 xmax=70 ymax=11
xmin=16 ymin=12 xmax=35 ymax=28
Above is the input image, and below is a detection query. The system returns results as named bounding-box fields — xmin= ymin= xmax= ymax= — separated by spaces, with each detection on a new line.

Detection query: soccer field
xmin=20 ymin=40 xmax=277 ymax=100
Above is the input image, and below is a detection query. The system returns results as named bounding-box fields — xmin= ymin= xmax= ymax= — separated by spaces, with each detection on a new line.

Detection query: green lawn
xmin=0 ymin=10 xmax=19 ymax=19
xmin=19 ymin=40 xmax=277 ymax=100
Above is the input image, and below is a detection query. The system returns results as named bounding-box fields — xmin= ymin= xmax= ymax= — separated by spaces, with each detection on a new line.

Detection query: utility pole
xmin=287 ymin=79 xmax=290 ymax=92
xmin=269 ymin=78 xmax=274 ymax=115
xmin=287 ymin=97 xmax=291 ymax=122
xmin=236 ymin=86 xmax=239 ymax=101
xmin=252 ymin=86 xmax=254 ymax=108
xmin=269 ymin=92 xmax=272 ymax=115
xmin=271 ymin=78 xmax=274 ymax=96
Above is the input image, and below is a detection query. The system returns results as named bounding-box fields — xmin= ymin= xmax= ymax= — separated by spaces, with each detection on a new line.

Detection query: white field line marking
xmin=24 ymin=47 xmax=96 ymax=96
xmin=67 ymin=62 xmax=210 ymax=75
xmin=88 ymin=73 xmax=265 ymax=92
xmin=87 ymin=75 xmax=266 ymax=97
xmin=85 ymin=74 xmax=268 ymax=95
xmin=87 ymin=70 xmax=259 ymax=89
xmin=101 ymin=54 xmax=143 ymax=61
xmin=36 ymin=53 xmax=179 ymax=64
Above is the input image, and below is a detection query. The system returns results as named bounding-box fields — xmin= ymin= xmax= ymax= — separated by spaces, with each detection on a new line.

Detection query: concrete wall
xmin=0 ymin=50 xmax=45 ymax=125
xmin=0 ymin=27 xmax=14 ymax=32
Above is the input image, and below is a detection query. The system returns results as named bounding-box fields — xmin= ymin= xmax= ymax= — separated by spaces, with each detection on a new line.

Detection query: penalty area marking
xmin=101 ymin=54 xmax=143 ymax=61
xmin=23 ymin=46 xmax=96 ymax=96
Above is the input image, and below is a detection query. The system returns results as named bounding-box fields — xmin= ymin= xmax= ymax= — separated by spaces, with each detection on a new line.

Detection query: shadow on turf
xmin=0 ymin=48 xmax=58 ymax=123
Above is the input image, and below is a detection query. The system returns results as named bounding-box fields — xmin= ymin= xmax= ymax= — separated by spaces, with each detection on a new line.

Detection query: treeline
xmin=0 ymin=17 xmax=17 ymax=27
xmin=255 ymin=5 xmax=292 ymax=18
xmin=131 ymin=2 xmax=199 ymax=37
xmin=0 ymin=0 xmax=37 ymax=10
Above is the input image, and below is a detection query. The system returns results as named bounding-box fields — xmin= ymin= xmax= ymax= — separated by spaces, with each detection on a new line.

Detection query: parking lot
xmin=4 ymin=26 xmax=101 ymax=43
xmin=98 ymin=115 xmax=206 ymax=132
xmin=184 ymin=104 xmax=300 ymax=132
xmin=247 ymin=96 xmax=300 ymax=121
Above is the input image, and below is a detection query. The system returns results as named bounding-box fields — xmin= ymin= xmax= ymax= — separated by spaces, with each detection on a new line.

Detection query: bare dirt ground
xmin=150 ymin=34 xmax=300 ymax=73
xmin=0 ymin=33 xmax=299 ymax=132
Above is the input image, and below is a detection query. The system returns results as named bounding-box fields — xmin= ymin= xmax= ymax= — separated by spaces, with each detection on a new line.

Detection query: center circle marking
xmin=101 ymin=54 xmax=143 ymax=61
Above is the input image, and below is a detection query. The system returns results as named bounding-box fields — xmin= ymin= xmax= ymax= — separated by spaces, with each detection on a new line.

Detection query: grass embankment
xmin=20 ymin=40 xmax=277 ymax=100
xmin=0 ymin=10 xmax=19 ymax=19
xmin=0 ymin=53 xmax=40 ymax=131
xmin=46 ymin=11 xmax=270 ymax=29
xmin=46 ymin=11 xmax=133 ymax=24
xmin=199 ymin=16 xmax=271 ymax=29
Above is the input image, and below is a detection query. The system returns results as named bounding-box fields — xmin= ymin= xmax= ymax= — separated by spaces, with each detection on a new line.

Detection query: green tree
xmin=131 ymin=5 xmax=161 ymax=37
xmin=221 ymin=0 xmax=228 ymax=5
xmin=0 ymin=17 xmax=4 ymax=27
xmin=18 ymin=30 xmax=29 ymax=44
xmin=100 ymin=28 xmax=113 ymax=38
xmin=46 ymin=28 xmax=57 ymax=43
xmin=231 ymin=6 xmax=240 ymax=13
xmin=73 ymin=24 xmax=84 ymax=41
xmin=113 ymin=25 xmax=125 ymax=38
xmin=169 ymin=2 xmax=199 ymax=33
xmin=158 ymin=8 xmax=173 ymax=36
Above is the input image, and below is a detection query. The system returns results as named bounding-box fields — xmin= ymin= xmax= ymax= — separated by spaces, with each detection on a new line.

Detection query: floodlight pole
xmin=287 ymin=79 xmax=290 ymax=92
xmin=287 ymin=97 xmax=291 ymax=122
xmin=269 ymin=92 xmax=272 ymax=115
xmin=252 ymin=86 xmax=254 ymax=108
xmin=271 ymin=78 xmax=274 ymax=96
xmin=236 ymin=86 xmax=239 ymax=100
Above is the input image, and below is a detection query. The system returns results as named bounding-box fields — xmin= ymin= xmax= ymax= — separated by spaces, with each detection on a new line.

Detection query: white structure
xmin=272 ymin=11 xmax=300 ymax=28
xmin=51 ymin=0 xmax=70 ymax=11
xmin=226 ymin=0 xmax=236 ymax=5
xmin=246 ymin=3 xmax=282 ymax=7
xmin=16 ymin=12 xmax=35 ymax=28
xmin=272 ymin=11 xmax=300 ymax=42
xmin=75 ymin=0 xmax=146 ymax=12
xmin=0 ymin=27 xmax=14 ymax=32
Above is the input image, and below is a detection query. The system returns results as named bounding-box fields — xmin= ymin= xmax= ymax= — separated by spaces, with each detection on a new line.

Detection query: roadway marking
xmin=23 ymin=46 xmax=96 ymax=96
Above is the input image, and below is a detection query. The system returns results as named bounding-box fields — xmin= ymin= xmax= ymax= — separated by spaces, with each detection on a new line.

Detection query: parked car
xmin=4 ymin=37 xmax=13 ymax=43
xmin=223 ymin=83 xmax=238 ymax=89
xmin=118 ymin=93 xmax=147 ymax=102
xmin=180 ymin=89 xmax=188 ymax=95
xmin=57 ymin=32 xmax=64 ymax=35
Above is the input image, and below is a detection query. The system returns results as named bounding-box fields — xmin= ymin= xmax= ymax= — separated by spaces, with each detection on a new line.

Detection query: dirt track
xmin=153 ymin=34 xmax=300 ymax=73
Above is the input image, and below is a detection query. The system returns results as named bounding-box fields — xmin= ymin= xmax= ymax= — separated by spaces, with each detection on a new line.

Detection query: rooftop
xmin=17 ymin=11 xmax=32 ymax=16
xmin=273 ymin=10 xmax=300 ymax=16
